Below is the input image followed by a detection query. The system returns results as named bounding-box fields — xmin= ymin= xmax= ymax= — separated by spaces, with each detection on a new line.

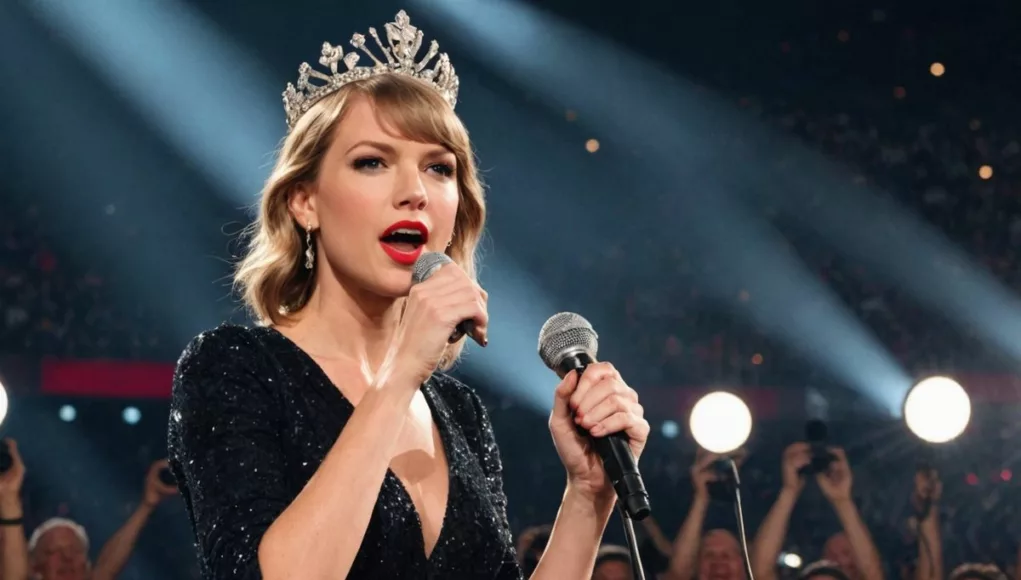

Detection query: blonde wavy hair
xmin=234 ymin=74 xmax=486 ymax=369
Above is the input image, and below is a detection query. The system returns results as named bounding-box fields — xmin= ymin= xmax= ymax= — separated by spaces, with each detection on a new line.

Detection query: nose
xmin=393 ymin=163 xmax=428 ymax=210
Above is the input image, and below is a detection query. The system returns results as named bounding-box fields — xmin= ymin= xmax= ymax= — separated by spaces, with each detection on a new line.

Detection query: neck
xmin=283 ymin=271 xmax=402 ymax=374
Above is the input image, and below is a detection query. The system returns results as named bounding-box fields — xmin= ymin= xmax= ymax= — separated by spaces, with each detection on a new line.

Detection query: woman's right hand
xmin=390 ymin=262 xmax=488 ymax=384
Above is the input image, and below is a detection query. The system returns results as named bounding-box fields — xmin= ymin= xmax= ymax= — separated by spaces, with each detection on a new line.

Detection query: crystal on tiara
xmin=282 ymin=10 xmax=459 ymax=131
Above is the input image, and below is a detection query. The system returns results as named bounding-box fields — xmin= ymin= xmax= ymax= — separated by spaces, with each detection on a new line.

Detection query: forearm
xmin=750 ymin=488 xmax=799 ymax=580
xmin=639 ymin=516 xmax=674 ymax=558
xmin=915 ymin=509 xmax=942 ymax=580
xmin=663 ymin=493 xmax=710 ymax=580
xmin=0 ymin=496 xmax=28 ymax=580
xmin=831 ymin=498 xmax=884 ymax=580
xmin=530 ymin=485 xmax=614 ymax=580
xmin=92 ymin=502 xmax=154 ymax=580
xmin=258 ymin=379 xmax=418 ymax=580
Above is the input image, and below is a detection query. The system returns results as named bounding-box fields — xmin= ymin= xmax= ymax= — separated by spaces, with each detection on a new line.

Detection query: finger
xmin=6 ymin=440 xmax=22 ymax=463
xmin=474 ymin=282 xmax=489 ymax=303
xmin=577 ymin=391 xmax=642 ymax=431
xmin=437 ymin=290 xmax=489 ymax=340
xmin=568 ymin=362 xmax=620 ymax=411
xmin=575 ymin=376 xmax=638 ymax=417
xmin=550 ymin=370 xmax=580 ymax=420
xmin=785 ymin=442 xmax=811 ymax=455
xmin=828 ymin=447 xmax=848 ymax=464
xmin=792 ymin=454 xmax=812 ymax=469
xmin=590 ymin=410 xmax=647 ymax=440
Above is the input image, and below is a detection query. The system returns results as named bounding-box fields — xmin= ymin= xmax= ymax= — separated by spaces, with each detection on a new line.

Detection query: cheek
xmin=430 ymin=186 xmax=460 ymax=232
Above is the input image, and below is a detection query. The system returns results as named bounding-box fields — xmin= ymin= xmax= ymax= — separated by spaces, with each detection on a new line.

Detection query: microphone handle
xmin=448 ymin=320 xmax=476 ymax=344
xmin=556 ymin=353 xmax=651 ymax=520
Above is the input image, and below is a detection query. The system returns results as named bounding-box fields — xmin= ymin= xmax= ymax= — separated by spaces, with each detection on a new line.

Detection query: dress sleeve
xmin=466 ymin=388 xmax=524 ymax=579
xmin=167 ymin=327 xmax=290 ymax=579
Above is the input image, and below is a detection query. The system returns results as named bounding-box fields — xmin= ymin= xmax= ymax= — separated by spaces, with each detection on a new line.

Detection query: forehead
xmin=37 ymin=527 xmax=84 ymax=549
xmin=824 ymin=533 xmax=851 ymax=552
xmin=333 ymin=98 xmax=393 ymax=143
xmin=702 ymin=530 xmax=739 ymax=552
xmin=329 ymin=96 xmax=451 ymax=154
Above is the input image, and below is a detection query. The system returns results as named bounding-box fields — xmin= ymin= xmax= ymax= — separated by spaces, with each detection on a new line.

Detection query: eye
xmin=428 ymin=162 xmax=455 ymax=177
xmin=353 ymin=157 xmax=385 ymax=171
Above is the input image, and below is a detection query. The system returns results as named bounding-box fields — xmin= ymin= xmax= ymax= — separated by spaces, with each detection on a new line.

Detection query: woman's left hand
xmin=548 ymin=362 xmax=649 ymax=505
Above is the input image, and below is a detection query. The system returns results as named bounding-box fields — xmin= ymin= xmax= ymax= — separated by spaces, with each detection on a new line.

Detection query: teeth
xmin=390 ymin=228 xmax=423 ymax=237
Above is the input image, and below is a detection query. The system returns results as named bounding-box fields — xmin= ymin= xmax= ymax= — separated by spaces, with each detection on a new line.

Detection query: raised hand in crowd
xmin=750 ymin=442 xmax=810 ymax=580
xmin=90 ymin=459 xmax=179 ymax=580
xmin=751 ymin=444 xmax=884 ymax=580
xmin=662 ymin=449 xmax=746 ymax=580
xmin=911 ymin=467 xmax=943 ymax=580
xmin=0 ymin=438 xmax=30 ymax=580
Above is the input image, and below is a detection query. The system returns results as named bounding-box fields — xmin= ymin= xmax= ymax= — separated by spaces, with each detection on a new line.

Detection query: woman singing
xmin=168 ymin=10 xmax=649 ymax=579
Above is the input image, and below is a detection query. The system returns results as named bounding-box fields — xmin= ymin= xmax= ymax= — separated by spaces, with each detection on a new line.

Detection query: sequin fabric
xmin=167 ymin=324 xmax=522 ymax=579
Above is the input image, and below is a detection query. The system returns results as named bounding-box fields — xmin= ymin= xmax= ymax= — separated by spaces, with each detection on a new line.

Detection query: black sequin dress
xmin=167 ymin=324 xmax=523 ymax=579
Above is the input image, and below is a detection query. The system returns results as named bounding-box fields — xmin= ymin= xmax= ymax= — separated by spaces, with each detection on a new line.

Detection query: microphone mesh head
xmin=412 ymin=252 xmax=452 ymax=285
xmin=537 ymin=312 xmax=598 ymax=369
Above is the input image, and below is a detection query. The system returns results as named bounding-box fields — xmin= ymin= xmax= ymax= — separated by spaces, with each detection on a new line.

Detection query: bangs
xmin=352 ymin=75 xmax=469 ymax=152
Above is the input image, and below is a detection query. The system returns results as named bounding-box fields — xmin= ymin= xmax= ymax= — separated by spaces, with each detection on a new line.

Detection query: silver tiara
xmin=282 ymin=10 xmax=460 ymax=130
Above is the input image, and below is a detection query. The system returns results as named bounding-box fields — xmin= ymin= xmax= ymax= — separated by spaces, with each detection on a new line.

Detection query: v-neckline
xmin=265 ymin=327 xmax=453 ymax=562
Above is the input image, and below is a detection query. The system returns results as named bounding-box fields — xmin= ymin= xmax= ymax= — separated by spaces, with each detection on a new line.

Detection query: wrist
xmin=829 ymin=495 xmax=855 ymax=510
xmin=778 ymin=486 xmax=801 ymax=501
xmin=380 ymin=354 xmax=432 ymax=393
xmin=564 ymin=481 xmax=616 ymax=520
xmin=0 ymin=495 xmax=22 ymax=518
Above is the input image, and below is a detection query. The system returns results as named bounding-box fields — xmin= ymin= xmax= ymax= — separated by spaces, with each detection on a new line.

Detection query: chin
xmin=367 ymin=268 xmax=415 ymax=299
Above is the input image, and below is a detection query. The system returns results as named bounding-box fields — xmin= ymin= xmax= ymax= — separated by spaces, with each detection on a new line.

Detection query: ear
xmin=288 ymin=181 xmax=319 ymax=230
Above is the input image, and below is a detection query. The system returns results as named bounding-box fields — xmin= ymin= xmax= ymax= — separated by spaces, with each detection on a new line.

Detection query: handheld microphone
xmin=412 ymin=252 xmax=479 ymax=345
xmin=537 ymin=312 xmax=651 ymax=520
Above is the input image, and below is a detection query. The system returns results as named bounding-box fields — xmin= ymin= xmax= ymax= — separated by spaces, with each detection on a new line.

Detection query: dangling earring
xmin=446 ymin=230 xmax=455 ymax=249
xmin=304 ymin=223 xmax=315 ymax=270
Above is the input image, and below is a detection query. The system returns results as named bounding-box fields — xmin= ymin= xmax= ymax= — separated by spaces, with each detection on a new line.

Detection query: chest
xmin=272 ymin=371 xmax=512 ymax=575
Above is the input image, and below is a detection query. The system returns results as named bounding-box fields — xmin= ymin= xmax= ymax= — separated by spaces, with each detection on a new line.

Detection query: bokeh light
xmin=122 ymin=406 xmax=142 ymax=425
xmin=661 ymin=420 xmax=679 ymax=439
xmin=979 ymin=165 xmax=993 ymax=179
xmin=585 ymin=138 xmax=600 ymax=153
xmin=903 ymin=376 xmax=971 ymax=443
xmin=59 ymin=404 xmax=77 ymax=422
xmin=780 ymin=552 xmax=803 ymax=569
xmin=0 ymin=380 xmax=8 ymax=428
xmin=689 ymin=391 xmax=752 ymax=453
xmin=930 ymin=62 xmax=946 ymax=77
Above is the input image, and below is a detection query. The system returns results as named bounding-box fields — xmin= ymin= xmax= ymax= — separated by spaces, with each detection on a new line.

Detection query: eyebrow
xmin=345 ymin=140 xmax=454 ymax=160
xmin=346 ymin=140 xmax=396 ymax=155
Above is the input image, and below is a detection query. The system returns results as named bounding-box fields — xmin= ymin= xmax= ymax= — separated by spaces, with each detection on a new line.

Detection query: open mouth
xmin=379 ymin=228 xmax=427 ymax=251
xmin=379 ymin=221 xmax=429 ymax=265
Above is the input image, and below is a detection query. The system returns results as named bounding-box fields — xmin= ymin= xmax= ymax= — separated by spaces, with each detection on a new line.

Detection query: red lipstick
xmin=379 ymin=220 xmax=429 ymax=266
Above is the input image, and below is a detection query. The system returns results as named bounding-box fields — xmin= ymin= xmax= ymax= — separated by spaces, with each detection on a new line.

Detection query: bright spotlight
xmin=122 ymin=406 xmax=141 ymax=425
xmin=689 ymin=391 xmax=752 ymax=454
xmin=780 ymin=552 xmax=803 ymax=569
xmin=903 ymin=376 xmax=970 ymax=443
xmin=59 ymin=405 xmax=77 ymax=422
xmin=0 ymin=380 xmax=8 ymax=427
xmin=661 ymin=420 xmax=679 ymax=439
